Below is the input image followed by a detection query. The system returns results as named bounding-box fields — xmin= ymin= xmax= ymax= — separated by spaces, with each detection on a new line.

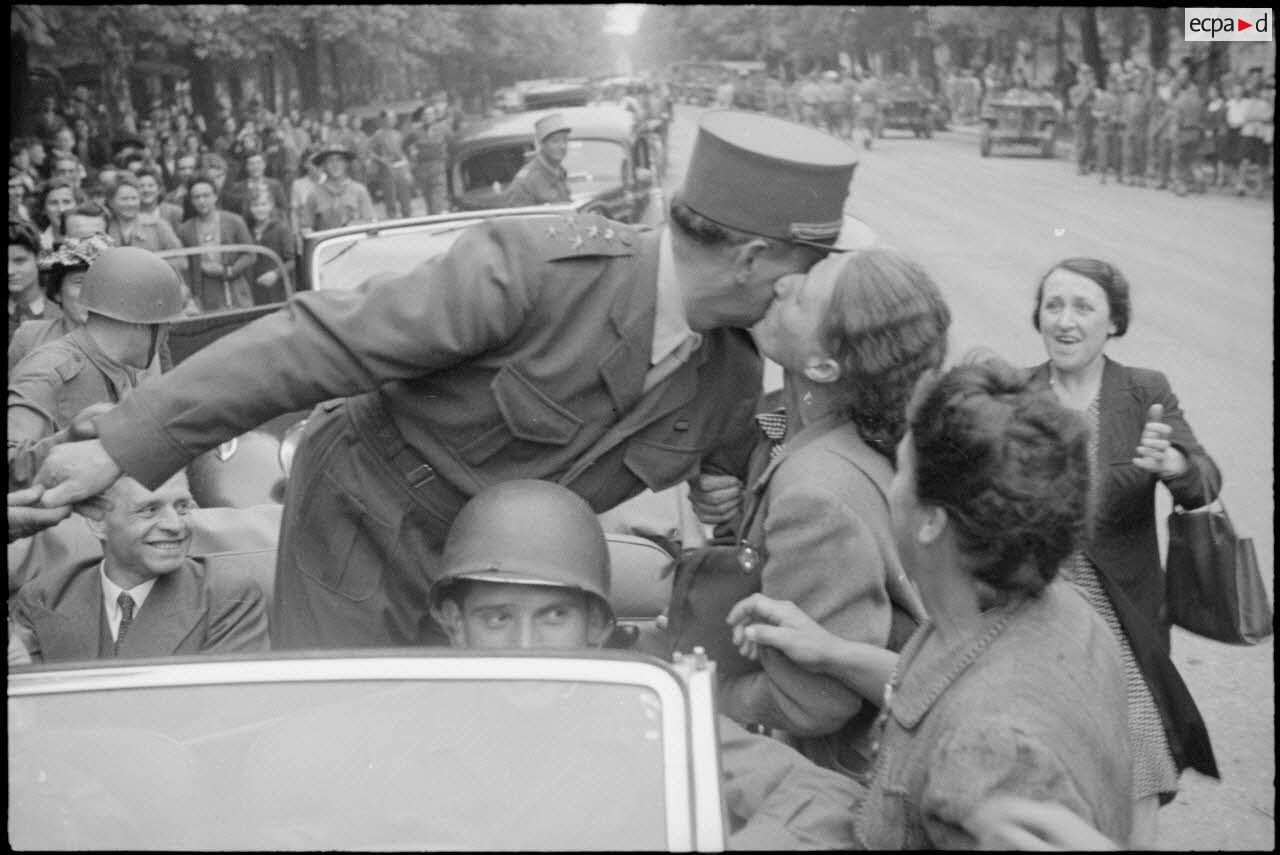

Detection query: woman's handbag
xmin=1166 ymin=496 xmax=1273 ymax=645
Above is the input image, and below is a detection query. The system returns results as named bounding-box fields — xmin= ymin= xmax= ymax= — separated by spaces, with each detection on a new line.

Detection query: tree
xmin=1079 ymin=7 xmax=1105 ymax=83
xmin=1147 ymin=7 xmax=1171 ymax=70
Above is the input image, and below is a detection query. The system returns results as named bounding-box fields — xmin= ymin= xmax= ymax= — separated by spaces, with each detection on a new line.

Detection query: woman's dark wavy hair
xmin=33 ymin=178 xmax=77 ymax=232
xmin=820 ymin=247 xmax=951 ymax=460
xmin=1031 ymin=257 xmax=1131 ymax=338
xmin=906 ymin=354 xmax=1091 ymax=599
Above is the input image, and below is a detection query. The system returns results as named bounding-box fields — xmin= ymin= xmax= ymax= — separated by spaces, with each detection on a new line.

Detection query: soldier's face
xmin=540 ymin=131 xmax=570 ymax=165
xmin=59 ymin=270 xmax=90 ymax=324
xmin=439 ymin=582 xmax=609 ymax=651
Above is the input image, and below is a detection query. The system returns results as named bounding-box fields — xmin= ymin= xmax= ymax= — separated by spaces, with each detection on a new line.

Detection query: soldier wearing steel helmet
xmin=8 ymin=246 xmax=185 ymax=489
xmin=428 ymin=479 xmax=860 ymax=849
xmin=33 ymin=111 xmax=859 ymax=652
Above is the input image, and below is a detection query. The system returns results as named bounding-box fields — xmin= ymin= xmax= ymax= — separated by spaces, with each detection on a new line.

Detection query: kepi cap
xmin=534 ymin=113 xmax=572 ymax=143
xmin=681 ymin=110 xmax=859 ymax=252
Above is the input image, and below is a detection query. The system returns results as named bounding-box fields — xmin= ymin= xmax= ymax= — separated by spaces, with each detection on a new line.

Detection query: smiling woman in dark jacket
xmin=1028 ymin=256 xmax=1219 ymax=846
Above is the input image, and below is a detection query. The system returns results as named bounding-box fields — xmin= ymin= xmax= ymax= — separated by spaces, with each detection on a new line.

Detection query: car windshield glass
xmin=563 ymin=139 xmax=628 ymax=190
xmin=312 ymin=223 xmax=480 ymax=291
xmin=10 ymin=679 xmax=668 ymax=850
xmin=458 ymin=139 xmax=627 ymax=195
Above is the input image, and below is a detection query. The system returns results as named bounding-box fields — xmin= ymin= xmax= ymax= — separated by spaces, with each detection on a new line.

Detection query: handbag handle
xmin=1171 ymin=462 xmax=1231 ymax=545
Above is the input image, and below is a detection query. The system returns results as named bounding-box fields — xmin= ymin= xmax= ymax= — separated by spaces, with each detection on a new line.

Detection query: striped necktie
xmin=754 ymin=411 xmax=789 ymax=460
xmin=115 ymin=592 xmax=136 ymax=655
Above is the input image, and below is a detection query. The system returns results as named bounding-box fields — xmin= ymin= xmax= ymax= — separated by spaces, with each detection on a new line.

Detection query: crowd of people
xmin=9 ymin=87 xmax=466 ymax=325
xmin=1070 ymin=60 xmax=1274 ymax=196
xmin=6 ymin=73 xmax=1244 ymax=850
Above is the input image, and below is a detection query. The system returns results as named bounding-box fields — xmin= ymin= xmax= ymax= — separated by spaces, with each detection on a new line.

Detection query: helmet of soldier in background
xmin=428 ymin=479 xmax=614 ymax=625
xmin=77 ymin=246 xmax=186 ymax=324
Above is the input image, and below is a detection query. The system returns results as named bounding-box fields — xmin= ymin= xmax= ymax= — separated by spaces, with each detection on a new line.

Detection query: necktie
xmin=115 ymin=592 xmax=136 ymax=655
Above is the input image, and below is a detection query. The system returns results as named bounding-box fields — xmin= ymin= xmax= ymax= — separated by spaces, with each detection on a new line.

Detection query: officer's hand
xmin=963 ymin=795 xmax=1120 ymax=850
xmin=727 ymin=593 xmax=835 ymax=671
xmin=7 ymin=485 xmax=72 ymax=543
xmin=687 ymin=473 xmax=743 ymax=525
xmin=34 ymin=439 xmax=123 ymax=516
xmin=1132 ymin=403 xmax=1188 ymax=478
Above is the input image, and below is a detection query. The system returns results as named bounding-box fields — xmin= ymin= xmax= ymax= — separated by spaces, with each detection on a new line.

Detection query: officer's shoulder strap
xmin=542 ymin=212 xmax=641 ymax=261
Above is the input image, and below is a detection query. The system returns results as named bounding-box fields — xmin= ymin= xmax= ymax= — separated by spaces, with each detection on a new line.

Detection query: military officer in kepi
xmin=504 ymin=112 xmax=574 ymax=206
xmin=33 ymin=110 xmax=860 ymax=651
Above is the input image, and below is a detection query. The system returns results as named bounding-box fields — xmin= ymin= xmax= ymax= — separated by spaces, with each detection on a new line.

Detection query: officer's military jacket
xmin=8 ymin=327 xmax=143 ymax=487
xmin=504 ymin=154 xmax=571 ymax=206
xmin=94 ymin=213 xmax=762 ymax=516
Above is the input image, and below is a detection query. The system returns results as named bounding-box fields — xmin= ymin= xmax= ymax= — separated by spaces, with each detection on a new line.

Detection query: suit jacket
xmin=177 ymin=211 xmax=256 ymax=311
xmin=95 ymin=212 xmax=761 ymax=517
xmin=10 ymin=555 xmax=269 ymax=663
xmin=721 ymin=414 xmax=926 ymax=770
xmin=1030 ymin=357 xmax=1220 ymax=780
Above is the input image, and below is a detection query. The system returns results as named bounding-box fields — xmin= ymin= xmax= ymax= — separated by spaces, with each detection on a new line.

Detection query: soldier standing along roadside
xmin=1070 ymin=65 xmax=1098 ymax=175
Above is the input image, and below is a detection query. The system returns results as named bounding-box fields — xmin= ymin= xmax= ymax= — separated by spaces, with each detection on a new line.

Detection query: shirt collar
xmin=651 ymin=230 xmax=703 ymax=366
xmin=99 ymin=561 xmax=158 ymax=618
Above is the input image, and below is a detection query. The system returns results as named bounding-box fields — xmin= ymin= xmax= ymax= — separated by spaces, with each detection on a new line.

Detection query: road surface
xmin=663 ymin=105 xmax=1275 ymax=851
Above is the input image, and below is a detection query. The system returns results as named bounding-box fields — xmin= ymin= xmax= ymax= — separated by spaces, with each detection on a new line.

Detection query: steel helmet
xmin=430 ymin=479 xmax=613 ymax=622
xmin=78 ymin=246 xmax=186 ymax=324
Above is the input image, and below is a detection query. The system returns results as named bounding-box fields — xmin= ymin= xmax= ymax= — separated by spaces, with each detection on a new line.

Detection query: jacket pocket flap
xmin=491 ymin=364 xmax=582 ymax=445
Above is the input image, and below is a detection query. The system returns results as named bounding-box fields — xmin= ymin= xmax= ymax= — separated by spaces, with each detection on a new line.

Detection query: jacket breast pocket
xmin=623 ymin=437 xmax=705 ymax=492
xmin=459 ymin=363 xmax=584 ymax=466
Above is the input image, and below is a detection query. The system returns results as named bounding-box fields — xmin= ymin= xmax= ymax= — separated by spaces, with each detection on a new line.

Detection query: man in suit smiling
xmin=10 ymin=470 xmax=267 ymax=663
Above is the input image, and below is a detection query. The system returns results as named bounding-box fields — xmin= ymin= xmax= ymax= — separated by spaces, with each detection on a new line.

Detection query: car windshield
xmin=10 ymin=677 xmax=669 ymax=850
xmin=458 ymin=139 xmax=627 ymax=195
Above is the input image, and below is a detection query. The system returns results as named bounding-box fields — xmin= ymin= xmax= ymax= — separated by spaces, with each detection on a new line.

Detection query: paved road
xmin=664 ymin=105 xmax=1275 ymax=850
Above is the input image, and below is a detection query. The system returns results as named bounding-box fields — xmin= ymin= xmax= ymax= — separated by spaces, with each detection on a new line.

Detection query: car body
xmin=877 ymin=77 xmax=935 ymax=139
xmin=447 ymin=105 xmax=662 ymax=223
xmin=9 ymin=649 xmax=726 ymax=850
xmin=979 ymin=92 xmax=1062 ymax=158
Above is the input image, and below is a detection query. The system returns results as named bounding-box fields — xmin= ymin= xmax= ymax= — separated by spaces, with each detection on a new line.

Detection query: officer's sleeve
xmin=719 ymin=717 xmax=861 ymax=849
xmin=8 ymin=352 xmax=68 ymax=486
xmin=94 ymin=218 xmax=542 ymax=489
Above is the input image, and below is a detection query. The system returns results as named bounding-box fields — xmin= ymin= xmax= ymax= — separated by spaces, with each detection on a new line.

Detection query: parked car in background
xmin=447 ymin=105 xmax=662 ymax=221
xmin=878 ymin=75 xmax=935 ymax=139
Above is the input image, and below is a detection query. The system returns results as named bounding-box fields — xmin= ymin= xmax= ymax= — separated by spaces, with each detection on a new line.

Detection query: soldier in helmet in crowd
xmin=428 ymin=479 xmax=860 ymax=849
xmin=9 ymin=246 xmax=185 ymax=488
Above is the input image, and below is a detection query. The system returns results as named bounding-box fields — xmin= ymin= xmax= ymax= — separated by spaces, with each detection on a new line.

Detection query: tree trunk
xmin=328 ymin=41 xmax=346 ymax=111
xmin=286 ymin=29 xmax=321 ymax=114
xmin=12 ymin=31 xmax=31 ymax=138
xmin=1119 ymin=7 xmax=1137 ymax=63
xmin=1079 ymin=8 xmax=1105 ymax=83
xmin=1147 ymin=7 xmax=1170 ymax=71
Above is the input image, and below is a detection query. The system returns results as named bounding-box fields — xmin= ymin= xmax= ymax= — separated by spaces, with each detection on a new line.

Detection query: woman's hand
xmin=200 ymin=258 xmax=224 ymax=277
xmin=726 ymin=593 xmax=837 ymax=672
xmin=256 ymin=270 xmax=279 ymax=287
xmin=1132 ymin=403 xmax=1189 ymax=478
xmin=964 ymin=795 xmax=1119 ymax=850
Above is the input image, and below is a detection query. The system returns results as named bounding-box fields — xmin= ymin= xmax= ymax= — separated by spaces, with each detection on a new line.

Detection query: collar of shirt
xmin=99 ymin=562 xmax=158 ymax=641
xmin=650 ymin=229 xmax=703 ymax=367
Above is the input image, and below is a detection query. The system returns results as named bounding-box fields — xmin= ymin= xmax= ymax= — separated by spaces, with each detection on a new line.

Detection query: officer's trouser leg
xmin=271 ymin=396 xmax=464 ymax=649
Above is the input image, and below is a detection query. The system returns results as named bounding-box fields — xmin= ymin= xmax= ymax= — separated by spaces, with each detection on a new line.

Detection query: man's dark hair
xmin=59 ymin=200 xmax=109 ymax=235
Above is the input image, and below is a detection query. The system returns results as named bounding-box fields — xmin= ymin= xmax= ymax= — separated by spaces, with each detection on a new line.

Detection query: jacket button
xmin=673 ymin=418 xmax=690 ymax=431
